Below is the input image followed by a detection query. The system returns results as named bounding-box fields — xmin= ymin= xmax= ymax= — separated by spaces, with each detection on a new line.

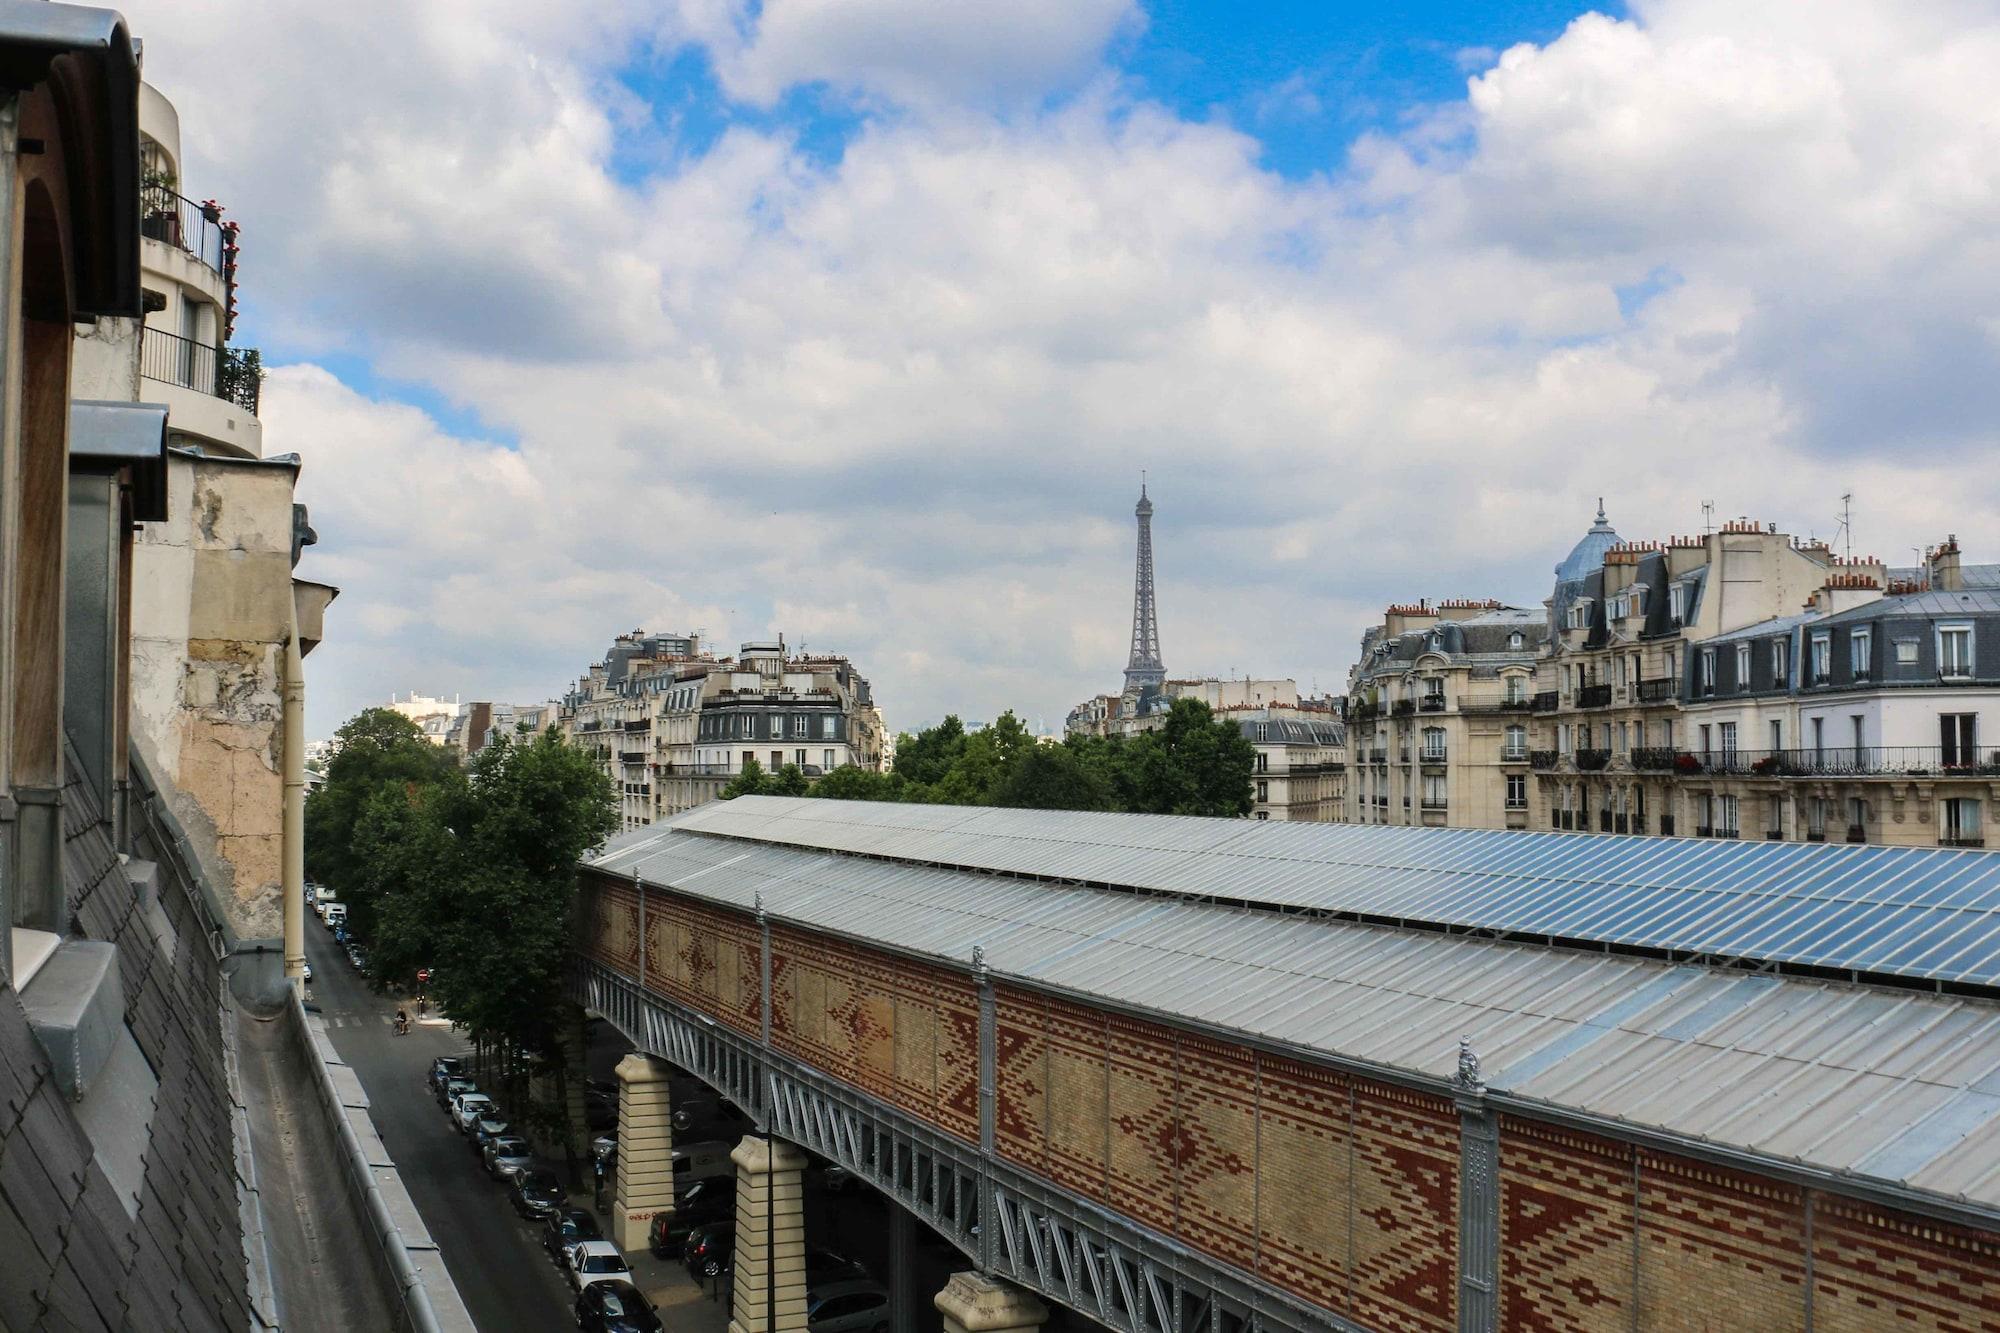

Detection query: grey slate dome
xmin=1555 ymin=500 xmax=1620 ymax=583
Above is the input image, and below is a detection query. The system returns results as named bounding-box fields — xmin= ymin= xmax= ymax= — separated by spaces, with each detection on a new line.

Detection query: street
xmin=303 ymin=923 xmax=579 ymax=1331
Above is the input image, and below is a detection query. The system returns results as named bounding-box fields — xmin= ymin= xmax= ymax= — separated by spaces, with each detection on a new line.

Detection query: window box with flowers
xmin=1674 ymin=752 xmax=1703 ymax=774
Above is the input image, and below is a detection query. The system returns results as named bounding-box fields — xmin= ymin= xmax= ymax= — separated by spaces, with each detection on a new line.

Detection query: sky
xmin=124 ymin=0 xmax=2000 ymax=738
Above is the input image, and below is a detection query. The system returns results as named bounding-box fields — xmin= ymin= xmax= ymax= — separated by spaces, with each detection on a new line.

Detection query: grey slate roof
xmin=0 ymin=754 xmax=251 ymax=1332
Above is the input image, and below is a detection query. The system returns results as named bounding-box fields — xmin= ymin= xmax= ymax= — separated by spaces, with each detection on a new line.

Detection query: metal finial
xmin=754 ymin=891 xmax=766 ymax=923
xmin=1455 ymin=1036 xmax=1485 ymax=1095
xmin=971 ymin=944 xmax=987 ymax=977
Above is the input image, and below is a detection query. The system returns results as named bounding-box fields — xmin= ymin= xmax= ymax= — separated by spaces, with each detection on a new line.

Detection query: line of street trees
xmin=305 ymin=708 xmax=617 ymax=1164
xmin=723 ymin=697 xmax=1257 ymax=816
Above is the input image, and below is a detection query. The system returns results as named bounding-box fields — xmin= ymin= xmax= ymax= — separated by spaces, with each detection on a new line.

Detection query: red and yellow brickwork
xmin=1499 ymin=1117 xmax=2000 ymax=1332
xmin=579 ymin=879 xmax=2000 ymax=1333
xmin=769 ymin=925 xmax=980 ymax=1142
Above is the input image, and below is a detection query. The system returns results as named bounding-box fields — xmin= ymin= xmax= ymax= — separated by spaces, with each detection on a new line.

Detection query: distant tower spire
xmin=1124 ymin=481 xmax=1165 ymax=696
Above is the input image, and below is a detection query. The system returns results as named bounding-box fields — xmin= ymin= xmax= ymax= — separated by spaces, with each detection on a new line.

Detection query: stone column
xmin=612 ymin=1053 xmax=674 ymax=1251
xmin=729 ymin=1135 xmax=809 ymax=1333
xmin=935 ymin=1272 xmax=1048 ymax=1333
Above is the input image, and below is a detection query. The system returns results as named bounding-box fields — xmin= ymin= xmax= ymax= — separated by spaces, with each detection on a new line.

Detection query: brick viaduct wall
xmin=578 ymin=875 xmax=2000 ymax=1332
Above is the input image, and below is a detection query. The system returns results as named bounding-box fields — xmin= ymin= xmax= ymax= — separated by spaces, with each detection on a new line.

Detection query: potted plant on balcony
xmin=140 ymin=166 xmax=181 ymax=246
xmin=1674 ymin=752 xmax=1702 ymax=774
xmin=1751 ymin=754 xmax=1784 ymax=776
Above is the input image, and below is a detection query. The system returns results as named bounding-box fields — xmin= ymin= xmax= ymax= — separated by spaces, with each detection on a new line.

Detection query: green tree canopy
xmin=304 ymin=707 xmax=459 ymax=939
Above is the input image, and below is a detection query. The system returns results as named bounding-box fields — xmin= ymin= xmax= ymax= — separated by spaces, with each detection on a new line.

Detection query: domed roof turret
xmin=1555 ymin=500 xmax=1619 ymax=583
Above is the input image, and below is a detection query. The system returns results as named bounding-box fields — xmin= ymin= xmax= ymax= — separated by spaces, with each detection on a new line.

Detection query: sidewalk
xmin=571 ymin=1184 xmax=733 ymax=1333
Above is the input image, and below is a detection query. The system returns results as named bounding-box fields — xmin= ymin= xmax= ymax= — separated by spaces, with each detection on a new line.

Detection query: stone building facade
xmin=1344 ymin=600 xmax=1541 ymax=828
xmin=1236 ymin=706 xmax=1345 ymax=822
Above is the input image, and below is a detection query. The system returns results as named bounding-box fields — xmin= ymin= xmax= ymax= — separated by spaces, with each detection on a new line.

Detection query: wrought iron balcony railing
xmin=141 ymin=326 xmax=262 ymax=415
xmin=1577 ymin=684 xmax=1614 ymax=708
xmin=140 ymin=181 xmax=225 ymax=272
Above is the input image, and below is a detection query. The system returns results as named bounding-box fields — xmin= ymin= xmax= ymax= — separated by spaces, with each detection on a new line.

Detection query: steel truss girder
xmin=572 ymin=960 xmax=1361 ymax=1333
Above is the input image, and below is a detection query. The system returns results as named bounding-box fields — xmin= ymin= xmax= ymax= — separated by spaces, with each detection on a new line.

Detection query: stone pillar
xmin=612 ymin=1054 xmax=674 ymax=1252
xmin=563 ymin=1003 xmax=589 ymax=1165
xmin=934 ymin=1272 xmax=1048 ymax=1333
xmin=729 ymin=1135 xmax=809 ymax=1333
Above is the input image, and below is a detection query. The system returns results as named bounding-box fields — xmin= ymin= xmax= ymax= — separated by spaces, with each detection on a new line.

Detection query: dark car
xmin=469 ymin=1116 xmax=512 ymax=1156
xmin=427 ymin=1057 xmax=466 ymax=1096
xmin=509 ymin=1167 xmax=564 ymax=1220
xmin=437 ymin=1077 xmax=476 ymax=1110
xmin=649 ymin=1177 xmax=735 ymax=1255
xmin=541 ymin=1207 xmax=602 ymax=1266
xmin=683 ymin=1220 xmax=734 ymax=1280
xmin=576 ymin=1279 xmax=662 ymax=1333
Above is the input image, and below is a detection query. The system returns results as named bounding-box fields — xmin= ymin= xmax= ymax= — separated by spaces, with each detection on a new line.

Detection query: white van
xmin=671 ymin=1140 xmax=736 ymax=1193
xmin=323 ymin=903 xmax=347 ymax=928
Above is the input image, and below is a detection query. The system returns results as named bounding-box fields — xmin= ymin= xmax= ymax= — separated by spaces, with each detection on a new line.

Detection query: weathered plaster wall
xmin=130 ymin=453 xmax=298 ymax=942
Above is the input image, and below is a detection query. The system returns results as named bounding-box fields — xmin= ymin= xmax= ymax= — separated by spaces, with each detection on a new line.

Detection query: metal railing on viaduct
xmin=571 ymin=866 xmax=2000 ymax=1333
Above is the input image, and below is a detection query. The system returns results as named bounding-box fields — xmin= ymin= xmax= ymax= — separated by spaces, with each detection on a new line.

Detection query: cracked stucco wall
xmin=131 ymin=453 xmax=298 ymax=942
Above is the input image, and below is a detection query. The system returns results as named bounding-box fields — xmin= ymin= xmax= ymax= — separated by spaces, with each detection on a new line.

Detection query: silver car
xmin=483 ymin=1135 xmax=534 ymax=1181
xmin=807 ymin=1279 xmax=890 ymax=1333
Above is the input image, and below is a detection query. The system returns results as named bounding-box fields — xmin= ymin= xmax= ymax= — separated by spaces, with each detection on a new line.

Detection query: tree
xmin=1123 ymin=698 xmax=1257 ymax=816
xmin=304 ymin=707 xmax=458 ymax=940
xmin=993 ymin=741 xmax=1112 ymax=811
xmin=893 ymin=715 xmax=965 ymax=787
xmin=721 ymin=756 xmax=771 ymax=799
xmin=811 ymin=765 xmax=906 ymax=801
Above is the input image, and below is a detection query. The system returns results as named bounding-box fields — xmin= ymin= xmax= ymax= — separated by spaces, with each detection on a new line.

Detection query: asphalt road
xmin=303 ymin=923 xmax=578 ymax=1332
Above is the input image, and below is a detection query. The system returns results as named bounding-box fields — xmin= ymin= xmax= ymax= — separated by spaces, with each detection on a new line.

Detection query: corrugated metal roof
xmin=589 ymin=806 xmax=2000 ymax=1216
xmin=650 ymin=798 xmax=2000 ymax=988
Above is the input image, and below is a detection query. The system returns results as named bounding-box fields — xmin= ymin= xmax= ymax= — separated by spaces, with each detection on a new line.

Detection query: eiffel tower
xmin=1123 ymin=482 xmax=1166 ymax=697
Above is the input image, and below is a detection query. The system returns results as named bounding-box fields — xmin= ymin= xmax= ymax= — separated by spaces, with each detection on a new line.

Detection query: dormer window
xmin=1669 ymin=583 xmax=1688 ymax=624
xmin=1508 ymin=632 xmax=1524 ymax=650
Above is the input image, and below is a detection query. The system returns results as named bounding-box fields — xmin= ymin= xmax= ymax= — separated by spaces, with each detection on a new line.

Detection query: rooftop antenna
xmin=1701 ymin=501 xmax=1715 ymax=536
xmin=1836 ymin=492 xmax=1854 ymax=562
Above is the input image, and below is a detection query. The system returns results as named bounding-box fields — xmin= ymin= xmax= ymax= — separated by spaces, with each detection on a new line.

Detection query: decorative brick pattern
xmin=1350 ymin=1081 xmax=1457 ymax=1332
xmin=1499 ymin=1119 xmax=1635 ymax=1333
xmin=1635 ymin=1153 xmax=1806 ymax=1332
xmin=1255 ymin=1051 xmax=1352 ymax=1311
xmin=769 ymin=927 xmax=979 ymax=1142
xmin=1813 ymin=1196 xmax=2000 ymax=1332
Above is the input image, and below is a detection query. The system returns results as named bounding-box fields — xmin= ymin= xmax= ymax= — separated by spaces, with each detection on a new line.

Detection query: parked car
xmin=563 ymin=1240 xmax=632 ymax=1293
xmin=682 ymin=1220 xmax=734 ymax=1280
xmin=300 ymin=962 xmax=313 ymax=983
xmin=805 ymin=1279 xmax=890 ymax=1333
xmin=541 ymin=1207 xmax=602 ymax=1266
xmin=437 ymin=1077 xmax=476 ymax=1110
xmin=511 ymin=1167 xmax=564 ymax=1220
xmin=481 ymin=1135 xmax=533 ymax=1180
xmin=469 ymin=1116 xmax=511 ymax=1155
xmin=428 ymin=1057 xmax=466 ymax=1096
xmin=575 ymin=1279 xmax=661 ymax=1333
xmin=649 ymin=1177 xmax=735 ymax=1255
xmin=451 ymin=1093 xmax=496 ymax=1133
xmin=668 ymin=1139 xmax=737 ymax=1191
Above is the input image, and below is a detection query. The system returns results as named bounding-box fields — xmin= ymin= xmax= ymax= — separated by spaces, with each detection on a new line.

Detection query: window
xmin=1698 ymin=723 xmax=1712 ymax=758
xmin=821 ymin=715 xmax=838 ymax=738
xmin=1939 ymin=624 xmax=1974 ymax=677
xmin=1422 ymin=774 xmax=1447 ymax=808
xmin=1807 ymin=798 xmax=1828 ymax=838
xmin=823 ymin=749 xmax=835 ymax=770
xmin=1896 ymin=638 xmax=1919 ymax=665
xmin=1718 ymin=795 xmax=1740 ymax=837
xmin=1505 ymin=675 xmax=1526 ymax=705
xmin=1256 ymin=780 xmax=1269 ymax=803
xmin=1506 ymin=774 xmax=1526 ymax=808
xmin=1735 ymin=643 xmax=1751 ymax=689
xmin=1767 ymin=796 xmax=1784 ymax=838
xmin=1719 ymin=721 xmax=1737 ymax=757
xmin=1772 ymin=637 xmax=1788 ymax=682
xmin=1851 ymin=714 xmax=1865 ymax=760
xmin=1421 ymin=727 xmax=1446 ymax=759
xmin=1504 ymin=724 xmax=1526 ymax=759
xmin=1632 ymin=588 xmax=1648 ymax=616
xmin=1941 ymin=713 xmax=1979 ymax=768
xmin=1697 ymin=793 xmax=1714 ymax=832
xmin=771 ymin=751 xmax=783 ymax=770
xmin=1616 ymin=721 xmax=1628 ymax=751
xmin=1848 ymin=796 xmax=1868 ymax=839
xmin=1661 ymin=718 xmax=1674 ymax=750
xmin=742 ymin=750 xmax=754 ymax=770
xmin=794 ymin=749 xmax=807 ymax=767
xmin=1943 ymin=799 xmax=1983 ymax=846
xmin=1698 ymin=649 xmax=1716 ymax=695
xmin=1256 ymin=811 xmax=1270 ymax=821
xmin=1850 ymin=629 xmax=1872 ymax=679
xmin=1810 ymin=716 xmax=1825 ymax=758
xmin=794 ymin=714 xmax=810 ymax=737
xmin=1769 ymin=719 xmax=1783 ymax=752
xmin=1508 ymin=632 xmax=1523 ymax=650
xmin=1669 ymin=583 xmax=1687 ymax=623
xmin=1810 ymin=635 xmax=1831 ymax=684
xmin=1256 ymin=752 xmax=1270 ymax=773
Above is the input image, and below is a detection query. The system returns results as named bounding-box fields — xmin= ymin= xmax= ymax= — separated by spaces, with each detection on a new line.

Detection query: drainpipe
xmin=282 ymin=595 xmax=305 ymax=991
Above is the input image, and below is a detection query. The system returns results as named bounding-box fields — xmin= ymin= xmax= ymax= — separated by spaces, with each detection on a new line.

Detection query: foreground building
xmin=561 ymin=632 xmax=885 ymax=829
xmin=0 ymin=19 xmax=463 ymax=1327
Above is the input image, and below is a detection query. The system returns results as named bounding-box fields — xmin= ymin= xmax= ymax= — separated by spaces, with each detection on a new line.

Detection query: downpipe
xmin=283 ymin=596 xmax=305 ymax=991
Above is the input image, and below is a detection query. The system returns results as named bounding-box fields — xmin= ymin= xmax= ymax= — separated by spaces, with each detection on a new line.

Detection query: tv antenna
xmin=1701 ymin=501 xmax=1715 ymax=536
xmin=1834 ymin=492 xmax=1854 ymax=562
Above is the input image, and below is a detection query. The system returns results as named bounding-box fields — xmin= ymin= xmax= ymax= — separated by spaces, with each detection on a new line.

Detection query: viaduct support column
xmin=613 ymin=1053 xmax=675 ymax=1252
xmin=935 ymin=1272 xmax=1048 ymax=1333
xmin=729 ymin=1135 xmax=809 ymax=1333
xmin=889 ymin=1205 xmax=919 ymax=1333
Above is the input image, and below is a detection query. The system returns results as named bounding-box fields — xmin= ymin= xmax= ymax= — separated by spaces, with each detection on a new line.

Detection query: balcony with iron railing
xmin=1631 ymin=747 xmax=1677 ymax=772
xmin=1419 ymin=748 xmax=1448 ymax=766
xmin=141 ymin=180 xmax=227 ymax=274
xmin=1636 ymin=678 xmax=1678 ymax=703
xmin=141 ymin=326 xmax=262 ymax=421
xmin=1392 ymin=699 xmax=1417 ymax=717
xmin=1577 ymin=683 xmax=1613 ymax=708
xmin=1528 ymin=749 xmax=1559 ymax=771
xmin=1419 ymin=695 xmax=1446 ymax=713
xmin=1531 ymin=691 xmax=1560 ymax=713
xmin=1670 ymin=746 xmax=2000 ymax=778
xmin=1575 ymin=748 xmax=1611 ymax=771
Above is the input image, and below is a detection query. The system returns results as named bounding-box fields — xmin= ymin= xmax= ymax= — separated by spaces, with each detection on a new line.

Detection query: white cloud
xmin=124 ymin=1 xmax=2000 ymax=738
xmin=700 ymin=0 xmax=1141 ymax=110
